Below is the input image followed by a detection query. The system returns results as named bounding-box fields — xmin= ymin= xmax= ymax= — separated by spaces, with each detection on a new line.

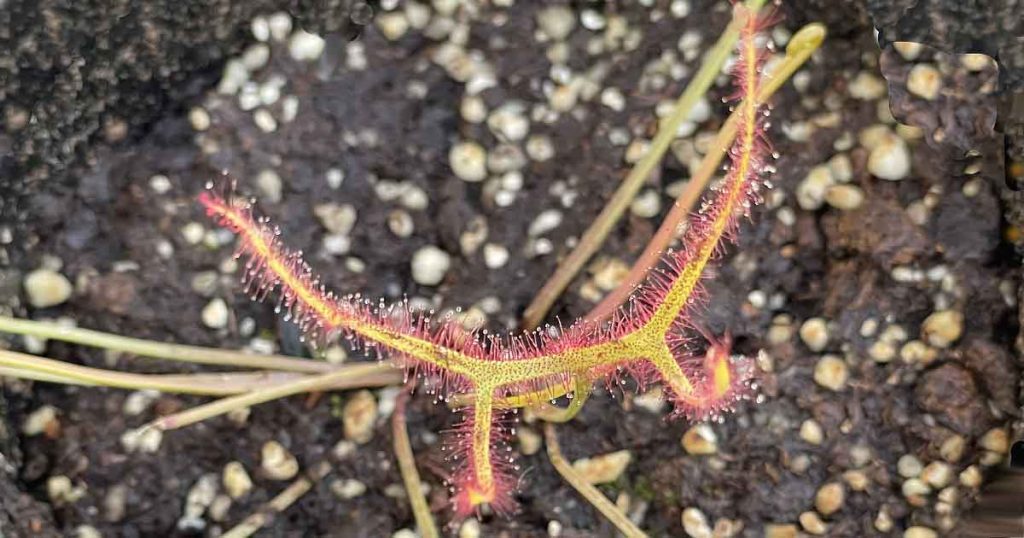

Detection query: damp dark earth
xmin=2 ymin=1 xmax=1022 ymax=538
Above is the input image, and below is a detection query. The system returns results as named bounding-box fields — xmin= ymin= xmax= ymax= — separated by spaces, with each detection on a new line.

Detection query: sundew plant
xmin=198 ymin=4 xmax=775 ymax=517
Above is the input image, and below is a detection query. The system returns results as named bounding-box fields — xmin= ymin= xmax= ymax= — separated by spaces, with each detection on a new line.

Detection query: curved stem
xmin=392 ymin=388 xmax=440 ymax=538
xmin=149 ymin=363 xmax=400 ymax=430
xmin=519 ymin=0 xmax=769 ymax=331
xmin=0 ymin=315 xmax=335 ymax=374
xmin=587 ymin=22 xmax=827 ymax=323
xmin=544 ymin=424 xmax=647 ymax=538
xmin=0 ymin=348 xmax=400 ymax=395
xmin=221 ymin=460 xmax=332 ymax=538
xmin=531 ymin=376 xmax=593 ymax=423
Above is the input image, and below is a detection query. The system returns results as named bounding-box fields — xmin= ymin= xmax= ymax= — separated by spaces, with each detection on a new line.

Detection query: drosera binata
xmin=197 ymin=1 xmax=779 ymax=519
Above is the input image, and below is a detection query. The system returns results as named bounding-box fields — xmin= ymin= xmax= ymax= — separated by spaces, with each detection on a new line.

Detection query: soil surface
xmin=2 ymin=2 xmax=1020 ymax=537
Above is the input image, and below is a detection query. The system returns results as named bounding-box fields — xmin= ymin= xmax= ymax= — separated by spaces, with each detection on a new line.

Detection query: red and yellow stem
xmin=198 ymin=3 xmax=772 ymax=518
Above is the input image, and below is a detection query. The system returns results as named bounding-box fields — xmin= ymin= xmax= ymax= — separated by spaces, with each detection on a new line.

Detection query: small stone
xmin=326 ymin=168 xmax=345 ymax=189
xmin=267 ymin=12 xmax=292 ymax=41
xmin=671 ymin=0 xmax=692 ymax=17
xmin=799 ymin=419 xmax=823 ymax=445
xmin=922 ymin=461 xmax=952 ymax=488
xmin=601 ymin=87 xmax=626 ymax=111
xmin=343 ymin=390 xmax=378 ymax=444
xmin=393 ymin=530 xmax=417 ymax=538
xmin=123 ymin=390 xmax=160 ymax=416
xmin=828 ymin=154 xmax=853 ymax=182
xmin=904 ymin=527 xmax=937 ymax=538
xmin=333 ymin=440 xmax=357 ymax=460
xmin=208 ymin=495 xmax=232 ymax=522
xmin=450 ymin=141 xmax=488 ymax=182
xmin=411 ymin=246 xmax=451 ymax=286
xmin=712 ymin=517 xmax=741 ymax=538
xmin=223 ymin=461 xmax=253 ymax=499
xmin=580 ymin=9 xmax=605 ymax=30
xmin=979 ymin=428 xmax=1009 ymax=454
xmin=959 ymin=465 xmax=982 ymax=487
xmin=241 ymin=43 xmax=270 ymax=71
xmin=825 ymin=185 xmax=864 ymax=211
xmin=120 ymin=426 xmax=162 ymax=453
xmin=799 ymin=512 xmax=827 ymax=535
xmin=868 ymin=340 xmax=896 ymax=362
xmin=633 ymin=387 xmax=667 ymax=413
xmin=843 ymin=470 xmax=869 ymax=491
xmin=849 ymin=445 xmax=872 ymax=468
xmin=253 ymin=109 xmax=277 ymax=133
xmin=48 ymin=475 xmax=86 ymax=504
xmin=376 ymin=12 xmax=409 ymax=41
xmin=227 ymin=407 xmax=252 ymax=425
xmin=459 ymin=217 xmax=489 ymax=255
xmin=893 ymin=41 xmax=923 ymax=61
xmin=859 ymin=124 xmax=898 ymax=150
xmin=256 ymin=169 xmax=283 ymax=203
xmin=682 ymin=424 xmax=718 ymax=455
xmin=288 ymin=30 xmax=325 ymax=61
xmin=517 ymin=427 xmax=542 ymax=456
xmin=217 ymin=60 xmax=249 ymax=95
xmin=764 ymin=524 xmax=798 ymax=538
xmin=921 ymin=310 xmax=963 ymax=348
xmin=800 ymin=317 xmax=829 ymax=351
xmin=261 ymin=440 xmax=299 ymax=481
xmin=76 ymin=525 xmax=103 ymax=538
xmin=898 ymin=455 xmax=923 ymax=478
xmin=487 ymin=143 xmax=527 ymax=173
xmin=188 ymin=106 xmax=211 ymax=131
xmin=529 ymin=209 xmax=563 ymax=237
xmin=681 ymin=507 xmax=712 ymax=538
xmin=331 ymin=478 xmax=367 ymax=499
xmin=814 ymin=356 xmax=848 ymax=391
xmin=902 ymin=477 xmax=931 ymax=502
xmin=149 ymin=174 xmax=173 ymax=194
xmin=591 ymin=258 xmax=629 ymax=291
xmin=24 ymin=268 xmax=73 ymax=308
xmin=549 ymin=84 xmax=579 ymax=112
xmin=182 ymin=222 xmax=205 ymax=245
xmin=961 ymin=53 xmax=995 ymax=71
xmin=201 ymin=298 xmax=230 ymax=329
xmin=483 ymin=243 xmax=510 ymax=269
xmin=939 ymin=435 xmax=965 ymax=462
xmin=526 ymin=135 xmax=555 ymax=162
xmin=190 ymin=271 xmax=218 ymax=297
xmin=179 ymin=473 xmax=218 ymax=531
xmin=571 ymin=450 xmax=631 ymax=484
xmin=900 ymin=340 xmax=937 ymax=364
xmin=868 ymin=138 xmax=911 ymax=181
xmin=848 ymin=72 xmax=887 ymax=100
xmin=387 ymin=210 xmax=414 ymax=238
xmin=537 ymin=6 xmax=576 ymax=41
xmin=461 ymin=96 xmax=487 ymax=123
xmin=459 ymin=518 xmax=481 ymax=538
xmin=630 ymin=189 xmax=662 ymax=218
xmin=487 ymin=102 xmax=530 ymax=141
xmin=814 ymin=482 xmax=844 ymax=515
xmin=625 ymin=139 xmax=650 ymax=163
xmin=906 ymin=64 xmax=942 ymax=100
xmin=22 ymin=405 xmax=58 ymax=436
xmin=874 ymin=507 xmax=894 ymax=532
xmin=314 ymin=203 xmax=357 ymax=235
